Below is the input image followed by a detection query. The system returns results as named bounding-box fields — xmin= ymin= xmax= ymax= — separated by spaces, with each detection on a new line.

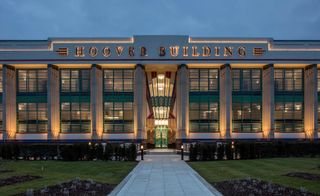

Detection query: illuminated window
xmin=0 ymin=70 xmax=2 ymax=93
xmin=189 ymin=69 xmax=219 ymax=92
xmin=17 ymin=102 xmax=47 ymax=133
xmin=104 ymin=69 xmax=133 ymax=92
xmin=275 ymin=69 xmax=303 ymax=92
xmin=0 ymin=104 xmax=2 ymax=131
xmin=189 ymin=101 xmax=219 ymax=132
xmin=104 ymin=102 xmax=133 ymax=133
xmin=275 ymin=101 xmax=303 ymax=132
xmin=60 ymin=69 xmax=90 ymax=92
xmin=61 ymin=102 xmax=90 ymax=133
xmin=232 ymin=102 xmax=262 ymax=132
xmin=232 ymin=69 xmax=261 ymax=91
xmin=18 ymin=69 xmax=47 ymax=93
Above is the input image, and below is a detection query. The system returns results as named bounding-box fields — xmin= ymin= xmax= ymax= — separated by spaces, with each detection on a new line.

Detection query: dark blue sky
xmin=1 ymin=0 xmax=319 ymax=40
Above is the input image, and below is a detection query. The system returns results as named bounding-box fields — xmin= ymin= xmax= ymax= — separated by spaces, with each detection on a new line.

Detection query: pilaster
xmin=2 ymin=64 xmax=16 ymax=140
xmin=134 ymin=64 xmax=147 ymax=141
xmin=219 ymin=64 xmax=231 ymax=139
xmin=304 ymin=64 xmax=318 ymax=140
xmin=91 ymin=64 xmax=103 ymax=140
xmin=262 ymin=64 xmax=275 ymax=139
xmin=176 ymin=64 xmax=189 ymax=141
xmin=47 ymin=64 xmax=60 ymax=140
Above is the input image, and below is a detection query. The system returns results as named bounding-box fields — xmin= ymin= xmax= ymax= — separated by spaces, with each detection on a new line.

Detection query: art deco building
xmin=0 ymin=36 xmax=319 ymax=147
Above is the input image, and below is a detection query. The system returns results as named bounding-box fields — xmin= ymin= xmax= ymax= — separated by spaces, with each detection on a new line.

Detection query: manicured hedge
xmin=0 ymin=143 xmax=137 ymax=161
xmin=189 ymin=141 xmax=320 ymax=161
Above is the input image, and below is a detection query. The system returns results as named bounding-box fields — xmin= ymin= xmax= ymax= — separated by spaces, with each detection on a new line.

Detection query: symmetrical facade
xmin=0 ymin=36 xmax=319 ymax=146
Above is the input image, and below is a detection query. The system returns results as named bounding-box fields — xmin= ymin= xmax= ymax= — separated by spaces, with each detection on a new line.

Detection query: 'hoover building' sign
xmin=56 ymin=45 xmax=266 ymax=58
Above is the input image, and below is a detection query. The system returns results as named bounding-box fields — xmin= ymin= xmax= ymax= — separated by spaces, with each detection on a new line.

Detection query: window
xmin=18 ymin=69 xmax=47 ymax=93
xmin=275 ymin=101 xmax=303 ymax=132
xmin=61 ymin=102 xmax=91 ymax=133
xmin=189 ymin=101 xmax=219 ymax=132
xmin=232 ymin=69 xmax=261 ymax=91
xmin=17 ymin=102 xmax=47 ymax=133
xmin=0 ymin=70 xmax=2 ymax=93
xmin=61 ymin=69 xmax=90 ymax=92
xmin=104 ymin=102 xmax=133 ymax=133
xmin=0 ymin=104 xmax=2 ymax=131
xmin=232 ymin=102 xmax=262 ymax=132
xmin=189 ymin=69 xmax=219 ymax=92
xmin=275 ymin=69 xmax=303 ymax=92
xmin=104 ymin=69 xmax=134 ymax=92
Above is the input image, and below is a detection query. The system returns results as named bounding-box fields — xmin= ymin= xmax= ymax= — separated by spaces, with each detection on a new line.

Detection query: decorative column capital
xmin=91 ymin=64 xmax=102 ymax=70
xmin=48 ymin=64 xmax=59 ymax=70
xmin=135 ymin=64 xmax=145 ymax=70
xmin=178 ymin=64 xmax=188 ymax=70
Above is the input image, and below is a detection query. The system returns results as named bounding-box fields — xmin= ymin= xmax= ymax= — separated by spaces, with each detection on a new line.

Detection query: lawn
xmin=189 ymin=158 xmax=320 ymax=194
xmin=0 ymin=160 xmax=137 ymax=195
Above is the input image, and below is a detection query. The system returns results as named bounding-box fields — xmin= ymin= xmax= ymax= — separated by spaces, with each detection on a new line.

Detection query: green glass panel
xmin=17 ymin=95 xmax=47 ymax=103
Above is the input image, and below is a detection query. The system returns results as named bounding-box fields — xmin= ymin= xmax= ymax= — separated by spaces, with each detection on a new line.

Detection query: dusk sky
xmin=1 ymin=0 xmax=319 ymax=40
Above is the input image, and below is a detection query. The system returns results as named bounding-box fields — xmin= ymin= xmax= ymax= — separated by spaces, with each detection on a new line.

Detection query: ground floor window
xmin=61 ymin=102 xmax=90 ymax=133
xmin=232 ymin=101 xmax=262 ymax=132
xmin=17 ymin=102 xmax=47 ymax=133
xmin=189 ymin=95 xmax=219 ymax=132
xmin=275 ymin=100 xmax=303 ymax=132
xmin=104 ymin=101 xmax=133 ymax=133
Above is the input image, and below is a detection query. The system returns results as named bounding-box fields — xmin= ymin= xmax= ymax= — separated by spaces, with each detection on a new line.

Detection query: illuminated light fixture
xmin=157 ymin=74 xmax=165 ymax=79
xmin=155 ymin=119 xmax=168 ymax=126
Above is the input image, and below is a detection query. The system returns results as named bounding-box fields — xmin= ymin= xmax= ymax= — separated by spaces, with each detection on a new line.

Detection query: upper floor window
xmin=18 ymin=69 xmax=47 ymax=93
xmin=189 ymin=69 xmax=219 ymax=92
xmin=104 ymin=69 xmax=134 ymax=92
xmin=0 ymin=70 xmax=2 ymax=93
xmin=275 ymin=69 xmax=303 ymax=92
xmin=61 ymin=69 xmax=90 ymax=93
xmin=232 ymin=69 xmax=261 ymax=92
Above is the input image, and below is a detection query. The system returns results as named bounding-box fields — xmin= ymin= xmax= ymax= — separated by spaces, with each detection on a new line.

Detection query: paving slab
xmin=109 ymin=150 xmax=222 ymax=196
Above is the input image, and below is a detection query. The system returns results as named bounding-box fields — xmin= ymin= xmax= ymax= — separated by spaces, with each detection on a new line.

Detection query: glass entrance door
xmin=154 ymin=126 xmax=168 ymax=148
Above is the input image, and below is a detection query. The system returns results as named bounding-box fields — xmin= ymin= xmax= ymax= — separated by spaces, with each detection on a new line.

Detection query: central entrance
xmin=146 ymin=66 xmax=177 ymax=148
xmin=154 ymin=126 xmax=168 ymax=148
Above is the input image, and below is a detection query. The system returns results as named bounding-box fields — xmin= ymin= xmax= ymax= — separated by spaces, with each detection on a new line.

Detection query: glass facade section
xmin=60 ymin=69 xmax=91 ymax=133
xmin=103 ymin=69 xmax=134 ymax=133
xmin=17 ymin=103 xmax=47 ymax=133
xmin=16 ymin=69 xmax=47 ymax=133
xmin=189 ymin=69 xmax=219 ymax=132
xmin=61 ymin=102 xmax=90 ymax=133
xmin=232 ymin=69 xmax=262 ymax=132
xmin=189 ymin=69 xmax=219 ymax=92
xmin=104 ymin=102 xmax=133 ymax=133
xmin=275 ymin=68 xmax=304 ymax=132
xmin=104 ymin=69 xmax=133 ymax=92
xmin=0 ymin=70 xmax=2 ymax=93
xmin=61 ymin=69 xmax=90 ymax=92
xmin=18 ymin=69 xmax=47 ymax=93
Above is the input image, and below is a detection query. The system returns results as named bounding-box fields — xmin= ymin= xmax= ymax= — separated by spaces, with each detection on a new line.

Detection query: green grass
xmin=0 ymin=160 xmax=137 ymax=195
xmin=189 ymin=158 xmax=320 ymax=194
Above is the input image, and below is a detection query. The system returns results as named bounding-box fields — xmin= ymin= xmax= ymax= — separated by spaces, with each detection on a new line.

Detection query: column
xmin=304 ymin=64 xmax=318 ymax=140
xmin=176 ymin=64 xmax=189 ymax=141
xmin=262 ymin=64 xmax=275 ymax=139
xmin=91 ymin=64 xmax=103 ymax=140
xmin=47 ymin=64 xmax=60 ymax=140
xmin=2 ymin=64 xmax=16 ymax=140
xmin=134 ymin=64 xmax=147 ymax=142
xmin=219 ymin=64 xmax=231 ymax=139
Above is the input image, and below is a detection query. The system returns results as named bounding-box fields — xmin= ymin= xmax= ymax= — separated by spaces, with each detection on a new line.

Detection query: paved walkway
xmin=109 ymin=150 xmax=221 ymax=196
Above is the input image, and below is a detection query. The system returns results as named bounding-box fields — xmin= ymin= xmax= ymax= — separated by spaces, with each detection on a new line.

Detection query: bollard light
xmin=181 ymin=144 xmax=184 ymax=160
xmin=140 ymin=145 xmax=144 ymax=161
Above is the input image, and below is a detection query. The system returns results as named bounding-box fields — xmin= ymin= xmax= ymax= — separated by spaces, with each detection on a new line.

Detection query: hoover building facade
xmin=0 ymin=35 xmax=319 ymax=147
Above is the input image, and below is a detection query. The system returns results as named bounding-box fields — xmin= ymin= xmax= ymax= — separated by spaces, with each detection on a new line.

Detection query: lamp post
xmin=140 ymin=145 xmax=144 ymax=160
xmin=181 ymin=144 xmax=184 ymax=160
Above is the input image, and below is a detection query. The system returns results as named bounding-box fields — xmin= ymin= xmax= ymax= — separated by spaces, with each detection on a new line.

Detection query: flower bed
xmin=16 ymin=179 xmax=115 ymax=196
xmin=213 ymin=178 xmax=316 ymax=196
xmin=284 ymin=172 xmax=320 ymax=181
xmin=0 ymin=175 xmax=42 ymax=187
